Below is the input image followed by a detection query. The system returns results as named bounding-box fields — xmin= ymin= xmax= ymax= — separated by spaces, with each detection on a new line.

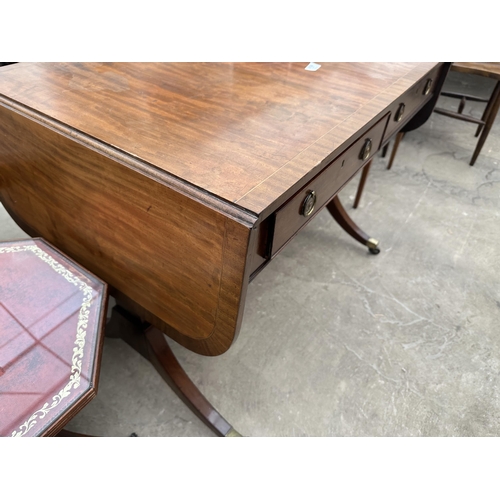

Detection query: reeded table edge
xmin=0 ymin=94 xmax=259 ymax=224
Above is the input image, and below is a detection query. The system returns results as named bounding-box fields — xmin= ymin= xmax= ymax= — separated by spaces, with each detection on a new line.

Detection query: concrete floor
xmin=2 ymin=70 xmax=499 ymax=437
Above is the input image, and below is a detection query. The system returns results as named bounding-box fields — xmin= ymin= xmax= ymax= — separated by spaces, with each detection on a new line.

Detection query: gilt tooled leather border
xmin=0 ymin=242 xmax=94 ymax=437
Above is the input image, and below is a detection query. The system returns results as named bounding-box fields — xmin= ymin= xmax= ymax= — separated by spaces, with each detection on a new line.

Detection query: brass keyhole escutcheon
xmin=395 ymin=103 xmax=405 ymax=122
xmin=301 ymin=190 xmax=317 ymax=217
xmin=423 ymin=78 xmax=433 ymax=95
xmin=359 ymin=138 xmax=372 ymax=161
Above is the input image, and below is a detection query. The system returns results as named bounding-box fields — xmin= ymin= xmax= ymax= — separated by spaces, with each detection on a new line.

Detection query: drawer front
xmin=271 ymin=113 xmax=389 ymax=256
xmin=383 ymin=66 xmax=440 ymax=140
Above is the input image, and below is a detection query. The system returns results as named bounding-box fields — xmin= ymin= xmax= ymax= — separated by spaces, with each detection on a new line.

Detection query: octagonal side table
xmin=0 ymin=238 xmax=107 ymax=437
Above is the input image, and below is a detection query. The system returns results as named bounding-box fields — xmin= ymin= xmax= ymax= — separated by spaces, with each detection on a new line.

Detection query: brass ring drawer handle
xmin=359 ymin=138 xmax=372 ymax=161
xmin=395 ymin=103 xmax=405 ymax=122
xmin=301 ymin=190 xmax=317 ymax=217
xmin=423 ymin=78 xmax=433 ymax=95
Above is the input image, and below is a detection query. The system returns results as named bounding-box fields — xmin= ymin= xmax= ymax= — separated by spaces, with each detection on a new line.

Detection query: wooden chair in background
xmin=434 ymin=62 xmax=500 ymax=166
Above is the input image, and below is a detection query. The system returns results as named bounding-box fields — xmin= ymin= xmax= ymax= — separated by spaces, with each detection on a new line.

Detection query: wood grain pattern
xmin=0 ymin=105 xmax=255 ymax=355
xmin=0 ymin=63 xmax=443 ymax=356
xmin=0 ymin=62 xmax=437 ymax=215
xmin=236 ymin=63 xmax=440 ymax=217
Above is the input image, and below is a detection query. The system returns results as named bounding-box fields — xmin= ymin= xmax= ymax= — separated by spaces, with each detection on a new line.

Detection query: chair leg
xmin=458 ymin=96 xmax=467 ymax=114
xmin=470 ymin=83 xmax=500 ymax=166
xmin=381 ymin=143 xmax=389 ymax=158
xmin=353 ymin=160 xmax=372 ymax=209
xmin=475 ymin=81 xmax=500 ymax=137
xmin=387 ymin=132 xmax=405 ymax=170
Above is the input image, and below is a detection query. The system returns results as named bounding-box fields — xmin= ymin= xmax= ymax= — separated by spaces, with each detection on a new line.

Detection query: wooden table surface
xmin=0 ymin=62 xmax=438 ymax=214
xmin=0 ymin=63 xmax=443 ymax=355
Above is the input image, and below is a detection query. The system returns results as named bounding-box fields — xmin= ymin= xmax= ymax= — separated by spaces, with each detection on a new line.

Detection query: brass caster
xmin=367 ymin=238 xmax=380 ymax=255
xmin=225 ymin=428 xmax=243 ymax=437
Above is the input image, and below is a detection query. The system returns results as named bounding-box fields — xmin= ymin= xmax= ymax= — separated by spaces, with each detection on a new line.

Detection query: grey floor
xmin=2 ymin=71 xmax=499 ymax=437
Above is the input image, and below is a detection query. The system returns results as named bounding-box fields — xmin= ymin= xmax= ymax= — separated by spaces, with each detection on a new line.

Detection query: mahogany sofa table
xmin=0 ymin=63 xmax=449 ymax=436
xmin=0 ymin=238 xmax=107 ymax=437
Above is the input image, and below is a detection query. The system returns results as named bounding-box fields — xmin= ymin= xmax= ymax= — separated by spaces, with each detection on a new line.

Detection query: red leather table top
xmin=0 ymin=238 xmax=107 ymax=436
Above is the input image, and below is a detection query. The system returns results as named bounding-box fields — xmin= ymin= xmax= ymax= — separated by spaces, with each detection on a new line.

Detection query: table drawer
xmin=270 ymin=113 xmax=389 ymax=256
xmin=383 ymin=66 xmax=440 ymax=140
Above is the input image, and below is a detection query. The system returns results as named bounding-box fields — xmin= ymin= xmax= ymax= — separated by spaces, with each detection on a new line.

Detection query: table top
xmin=0 ymin=63 xmax=442 ymax=356
xmin=0 ymin=238 xmax=107 ymax=436
xmin=0 ymin=62 xmax=437 ymax=216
